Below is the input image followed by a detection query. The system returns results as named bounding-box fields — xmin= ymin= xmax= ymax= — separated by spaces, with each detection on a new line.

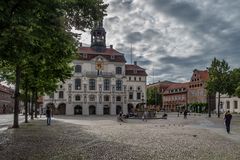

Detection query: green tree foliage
xmin=147 ymin=87 xmax=162 ymax=106
xmin=206 ymin=58 xmax=231 ymax=117
xmin=0 ymin=0 xmax=107 ymax=128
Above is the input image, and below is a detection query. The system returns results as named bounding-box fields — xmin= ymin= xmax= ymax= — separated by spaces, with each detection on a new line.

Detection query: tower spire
xmin=91 ymin=19 xmax=106 ymax=51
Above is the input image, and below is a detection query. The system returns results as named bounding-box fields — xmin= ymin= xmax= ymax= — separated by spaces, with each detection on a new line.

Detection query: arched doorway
xmin=116 ymin=105 xmax=122 ymax=115
xmin=74 ymin=105 xmax=82 ymax=115
xmin=57 ymin=103 xmax=66 ymax=115
xmin=136 ymin=103 xmax=142 ymax=111
xmin=103 ymin=105 xmax=110 ymax=115
xmin=89 ymin=105 xmax=96 ymax=115
xmin=128 ymin=103 xmax=134 ymax=113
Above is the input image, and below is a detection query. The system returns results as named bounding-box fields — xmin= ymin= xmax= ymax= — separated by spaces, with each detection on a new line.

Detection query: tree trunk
xmin=208 ymin=94 xmax=211 ymax=118
xmin=217 ymin=92 xmax=220 ymax=118
xmin=35 ymin=89 xmax=38 ymax=118
xmin=24 ymin=81 xmax=28 ymax=123
xmin=12 ymin=65 xmax=21 ymax=128
xmin=31 ymin=88 xmax=34 ymax=120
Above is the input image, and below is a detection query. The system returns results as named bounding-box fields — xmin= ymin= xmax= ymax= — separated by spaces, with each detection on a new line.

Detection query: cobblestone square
xmin=0 ymin=114 xmax=240 ymax=160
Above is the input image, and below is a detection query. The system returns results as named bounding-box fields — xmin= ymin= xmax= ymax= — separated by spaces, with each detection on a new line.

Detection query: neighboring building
xmin=147 ymin=81 xmax=174 ymax=109
xmin=188 ymin=69 xmax=209 ymax=104
xmin=43 ymin=20 xmax=147 ymax=115
xmin=0 ymin=84 xmax=14 ymax=114
xmin=216 ymin=94 xmax=240 ymax=113
xmin=163 ymin=83 xmax=188 ymax=112
xmin=188 ymin=69 xmax=215 ymax=110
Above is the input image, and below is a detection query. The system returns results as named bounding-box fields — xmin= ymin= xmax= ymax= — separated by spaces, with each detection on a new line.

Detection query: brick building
xmin=163 ymin=83 xmax=188 ymax=112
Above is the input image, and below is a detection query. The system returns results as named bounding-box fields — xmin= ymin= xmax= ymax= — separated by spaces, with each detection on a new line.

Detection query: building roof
xmin=77 ymin=47 xmax=126 ymax=63
xmin=198 ymin=70 xmax=209 ymax=81
xmin=125 ymin=64 xmax=147 ymax=76
xmin=163 ymin=82 xmax=189 ymax=94
xmin=191 ymin=69 xmax=209 ymax=81
xmin=0 ymin=84 xmax=14 ymax=95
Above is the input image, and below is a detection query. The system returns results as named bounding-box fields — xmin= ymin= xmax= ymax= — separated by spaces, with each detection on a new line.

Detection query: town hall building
xmin=43 ymin=21 xmax=147 ymax=115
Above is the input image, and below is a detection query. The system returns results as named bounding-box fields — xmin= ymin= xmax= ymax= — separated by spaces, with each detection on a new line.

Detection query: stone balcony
xmin=85 ymin=71 xmax=114 ymax=78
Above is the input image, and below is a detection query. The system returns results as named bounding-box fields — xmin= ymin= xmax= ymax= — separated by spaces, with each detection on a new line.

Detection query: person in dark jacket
xmin=183 ymin=109 xmax=188 ymax=119
xmin=46 ymin=106 xmax=51 ymax=125
xmin=224 ymin=110 xmax=232 ymax=134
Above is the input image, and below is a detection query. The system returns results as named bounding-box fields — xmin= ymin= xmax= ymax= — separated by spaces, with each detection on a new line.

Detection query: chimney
xmin=110 ymin=45 xmax=113 ymax=49
xmin=79 ymin=42 xmax=82 ymax=47
xmin=134 ymin=61 xmax=137 ymax=65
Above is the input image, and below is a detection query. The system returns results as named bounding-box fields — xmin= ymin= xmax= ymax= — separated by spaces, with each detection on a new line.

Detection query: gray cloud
xmin=125 ymin=32 xmax=143 ymax=43
xmin=79 ymin=0 xmax=240 ymax=83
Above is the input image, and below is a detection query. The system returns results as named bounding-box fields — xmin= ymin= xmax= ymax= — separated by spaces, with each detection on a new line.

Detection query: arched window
xmin=104 ymin=79 xmax=110 ymax=91
xmin=75 ymin=79 xmax=81 ymax=90
xmin=116 ymin=80 xmax=122 ymax=91
xmin=89 ymin=79 xmax=96 ymax=90
xmin=75 ymin=65 xmax=81 ymax=73
xmin=116 ymin=67 xmax=122 ymax=74
xmin=75 ymin=95 xmax=81 ymax=101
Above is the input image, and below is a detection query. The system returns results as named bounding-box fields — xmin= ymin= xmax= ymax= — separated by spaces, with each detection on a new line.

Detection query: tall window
xmin=89 ymin=79 xmax=96 ymax=90
xmin=116 ymin=67 xmax=122 ymax=74
xmin=129 ymin=92 xmax=133 ymax=99
xmin=104 ymin=79 xmax=110 ymax=91
xmin=75 ymin=95 xmax=81 ymax=101
xmin=234 ymin=101 xmax=238 ymax=109
xmin=137 ymin=93 xmax=141 ymax=100
xmin=116 ymin=96 xmax=121 ymax=101
xmin=116 ymin=80 xmax=122 ymax=91
xmin=75 ymin=65 xmax=81 ymax=73
xmin=49 ymin=93 xmax=54 ymax=99
xmin=59 ymin=91 xmax=64 ymax=98
xmin=227 ymin=101 xmax=230 ymax=109
xmin=75 ymin=79 xmax=81 ymax=90
xmin=104 ymin=95 xmax=110 ymax=101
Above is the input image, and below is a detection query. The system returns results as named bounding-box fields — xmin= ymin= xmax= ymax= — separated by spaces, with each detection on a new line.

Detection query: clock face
xmin=96 ymin=61 xmax=104 ymax=70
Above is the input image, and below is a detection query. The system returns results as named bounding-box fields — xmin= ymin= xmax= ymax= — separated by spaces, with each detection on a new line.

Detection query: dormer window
xmin=111 ymin=55 xmax=115 ymax=60
xmin=83 ymin=54 xmax=87 ymax=58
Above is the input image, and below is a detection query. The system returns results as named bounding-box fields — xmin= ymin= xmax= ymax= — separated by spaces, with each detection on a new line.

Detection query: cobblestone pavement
xmin=0 ymin=114 xmax=240 ymax=160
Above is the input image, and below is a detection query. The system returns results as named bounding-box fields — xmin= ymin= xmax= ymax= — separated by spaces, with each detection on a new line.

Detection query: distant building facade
xmin=163 ymin=83 xmax=188 ymax=112
xmin=216 ymin=94 xmax=240 ymax=113
xmin=146 ymin=81 xmax=174 ymax=109
xmin=188 ymin=69 xmax=215 ymax=111
xmin=187 ymin=69 xmax=208 ymax=104
xmin=43 ymin=20 xmax=147 ymax=115
xmin=0 ymin=84 xmax=14 ymax=114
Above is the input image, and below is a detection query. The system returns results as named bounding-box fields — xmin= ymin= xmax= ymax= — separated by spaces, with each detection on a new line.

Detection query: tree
xmin=0 ymin=0 xmax=108 ymax=128
xmin=206 ymin=58 xmax=231 ymax=118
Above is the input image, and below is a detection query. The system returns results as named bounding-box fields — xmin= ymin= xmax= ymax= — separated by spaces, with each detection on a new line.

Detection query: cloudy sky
xmin=80 ymin=0 xmax=240 ymax=84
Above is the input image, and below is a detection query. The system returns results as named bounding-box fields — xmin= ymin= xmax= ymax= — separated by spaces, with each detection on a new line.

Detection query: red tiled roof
xmin=125 ymin=64 xmax=147 ymax=76
xmin=191 ymin=69 xmax=209 ymax=81
xmin=77 ymin=47 xmax=126 ymax=63
xmin=163 ymin=83 xmax=189 ymax=94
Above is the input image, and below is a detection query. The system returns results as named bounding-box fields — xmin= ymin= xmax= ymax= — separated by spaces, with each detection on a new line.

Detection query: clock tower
xmin=90 ymin=20 xmax=106 ymax=52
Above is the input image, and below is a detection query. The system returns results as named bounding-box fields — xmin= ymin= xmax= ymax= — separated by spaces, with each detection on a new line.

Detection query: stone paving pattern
xmin=0 ymin=113 xmax=240 ymax=160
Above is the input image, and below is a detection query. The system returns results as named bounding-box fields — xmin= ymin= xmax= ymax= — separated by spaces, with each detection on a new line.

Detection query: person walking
xmin=224 ymin=110 xmax=232 ymax=134
xmin=46 ymin=106 xmax=51 ymax=125
xmin=183 ymin=109 xmax=188 ymax=119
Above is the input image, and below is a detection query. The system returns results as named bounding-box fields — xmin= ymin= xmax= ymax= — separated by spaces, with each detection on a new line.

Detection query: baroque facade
xmin=43 ymin=21 xmax=147 ymax=115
